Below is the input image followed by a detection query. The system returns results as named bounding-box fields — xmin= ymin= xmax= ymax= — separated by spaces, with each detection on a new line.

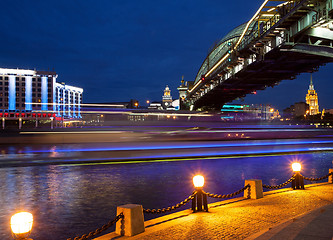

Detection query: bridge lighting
xmin=10 ymin=212 xmax=33 ymax=239
xmin=292 ymin=163 xmax=301 ymax=172
xmin=193 ymin=175 xmax=205 ymax=188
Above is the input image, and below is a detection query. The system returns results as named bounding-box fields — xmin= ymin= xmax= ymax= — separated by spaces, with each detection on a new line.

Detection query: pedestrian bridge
xmin=184 ymin=0 xmax=333 ymax=110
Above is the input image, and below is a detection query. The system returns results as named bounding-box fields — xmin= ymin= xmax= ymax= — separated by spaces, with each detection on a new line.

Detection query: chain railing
xmin=303 ymin=172 xmax=333 ymax=182
xmin=204 ymin=184 xmax=250 ymax=199
xmin=67 ymin=213 xmax=124 ymax=240
xmin=65 ymin=170 xmax=332 ymax=239
xmin=143 ymin=192 xmax=196 ymax=214
xmin=262 ymin=175 xmax=295 ymax=189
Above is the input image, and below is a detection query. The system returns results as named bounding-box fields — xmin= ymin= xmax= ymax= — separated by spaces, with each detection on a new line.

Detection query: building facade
xmin=0 ymin=68 xmax=56 ymax=112
xmin=0 ymin=68 xmax=83 ymax=128
xmin=54 ymin=82 xmax=83 ymax=118
xmin=305 ymin=75 xmax=319 ymax=115
xmin=294 ymin=102 xmax=309 ymax=117
xmin=162 ymin=85 xmax=173 ymax=109
xmin=220 ymin=104 xmax=280 ymax=121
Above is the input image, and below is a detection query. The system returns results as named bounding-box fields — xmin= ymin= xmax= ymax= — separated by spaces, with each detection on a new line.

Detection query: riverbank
xmin=95 ymin=182 xmax=333 ymax=240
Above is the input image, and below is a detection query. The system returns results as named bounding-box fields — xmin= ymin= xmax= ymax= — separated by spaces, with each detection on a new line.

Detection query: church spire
xmin=309 ymin=74 xmax=314 ymax=90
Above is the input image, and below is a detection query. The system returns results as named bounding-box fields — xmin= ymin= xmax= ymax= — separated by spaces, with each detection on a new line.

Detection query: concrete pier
xmin=95 ymin=183 xmax=333 ymax=240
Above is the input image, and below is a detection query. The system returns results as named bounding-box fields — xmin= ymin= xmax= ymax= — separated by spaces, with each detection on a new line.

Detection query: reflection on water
xmin=0 ymin=152 xmax=332 ymax=239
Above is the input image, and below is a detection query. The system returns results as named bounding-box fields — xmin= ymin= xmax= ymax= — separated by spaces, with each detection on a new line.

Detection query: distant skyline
xmin=0 ymin=0 xmax=331 ymax=111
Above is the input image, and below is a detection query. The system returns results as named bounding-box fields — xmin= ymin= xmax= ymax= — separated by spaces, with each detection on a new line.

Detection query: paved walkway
xmin=95 ymin=183 xmax=333 ymax=240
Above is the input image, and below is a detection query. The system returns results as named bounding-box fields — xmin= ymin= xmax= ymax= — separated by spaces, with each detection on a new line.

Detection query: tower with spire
xmin=162 ymin=85 xmax=173 ymax=109
xmin=305 ymin=74 xmax=319 ymax=115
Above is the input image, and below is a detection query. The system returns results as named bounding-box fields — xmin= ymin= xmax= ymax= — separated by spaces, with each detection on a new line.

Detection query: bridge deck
xmin=195 ymin=43 xmax=333 ymax=109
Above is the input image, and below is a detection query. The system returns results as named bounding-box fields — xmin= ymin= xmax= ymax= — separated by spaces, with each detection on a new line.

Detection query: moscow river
xmin=1 ymin=125 xmax=333 ymax=239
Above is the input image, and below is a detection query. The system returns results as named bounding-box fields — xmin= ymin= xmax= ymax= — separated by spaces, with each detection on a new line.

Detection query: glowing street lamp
xmin=10 ymin=212 xmax=33 ymax=240
xmin=291 ymin=163 xmax=304 ymax=190
xmin=292 ymin=163 xmax=301 ymax=172
xmin=193 ymin=175 xmax=204 ymax=188
xmin=192 ymin=175 xmax=208 ymax=212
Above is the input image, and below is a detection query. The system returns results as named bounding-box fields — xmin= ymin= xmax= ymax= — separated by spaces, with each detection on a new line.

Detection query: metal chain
xmin=67 ymin=213 xmax=124 ymax=240
xmin=204 ymin=184 xmax=250 ymax=199
xmin=303 ymin=172 xmax=333 ymax=182
xmin=262 ymin=175 xmax=295 ymax=189
xmin=143 ymin=192 xmax=197 ymax=214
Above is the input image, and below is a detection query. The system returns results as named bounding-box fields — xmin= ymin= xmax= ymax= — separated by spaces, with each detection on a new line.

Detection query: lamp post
xmin=10 ymin=212 xmax=33 ymax=240
xmin=192 ymin=175 xmax=208 ymax=212
xmin=291 ymin=163 xmax=304 ymax=190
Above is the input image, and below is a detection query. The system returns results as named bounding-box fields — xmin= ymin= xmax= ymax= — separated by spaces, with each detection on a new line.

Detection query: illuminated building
xmin=54 ymin=82 xmax=83 ymax=118
xmin=0 ymin=68 xmax=57 ymax=112
xmin=148 ymin=102 xmax=163 ymax=110
xmin=162 ymin=85 xmax=173 ymax=109
xmin=0 ymin=68 xmax=83 ymax=128
xmin=305 ymin=75 xmax=319 ymax=115
xmin=220 ymin=104 xmax=279 ymax=121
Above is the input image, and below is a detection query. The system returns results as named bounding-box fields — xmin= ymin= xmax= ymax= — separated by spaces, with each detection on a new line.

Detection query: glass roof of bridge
xmin=194 ymin=21 xmax=256 ymax=84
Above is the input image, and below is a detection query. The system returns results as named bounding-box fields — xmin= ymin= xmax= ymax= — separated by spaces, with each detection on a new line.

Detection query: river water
xmin=0 ymin=150 xmax=332 ymax=239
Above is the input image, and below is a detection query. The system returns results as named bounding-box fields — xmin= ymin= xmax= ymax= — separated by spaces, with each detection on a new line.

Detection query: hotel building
xmin=0 ymin=68 xmax=83 ymax=127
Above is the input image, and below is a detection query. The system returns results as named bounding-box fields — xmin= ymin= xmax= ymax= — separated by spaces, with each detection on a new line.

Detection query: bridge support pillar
xmin=116 ymin=204 xmax=145 ymax=237
xmin=244 ymin=179 xmax=263 ymax=199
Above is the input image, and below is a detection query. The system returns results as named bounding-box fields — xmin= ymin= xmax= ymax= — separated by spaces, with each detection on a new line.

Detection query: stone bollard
xmin=115 ymin=204 xmax=145 ymax=237
xmin=244 ymin=179 xmax=263 ymax=199
xmin=329 ymin=169 xmax=333 ymax=183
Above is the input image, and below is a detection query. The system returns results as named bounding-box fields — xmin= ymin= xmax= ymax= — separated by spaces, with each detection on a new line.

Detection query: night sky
xmin=0 ymin=0 xmax=331 ymax=111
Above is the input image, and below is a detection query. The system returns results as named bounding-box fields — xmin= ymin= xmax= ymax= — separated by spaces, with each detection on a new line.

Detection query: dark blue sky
xmin=0 ymin=0 xmax=331 ymax=110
